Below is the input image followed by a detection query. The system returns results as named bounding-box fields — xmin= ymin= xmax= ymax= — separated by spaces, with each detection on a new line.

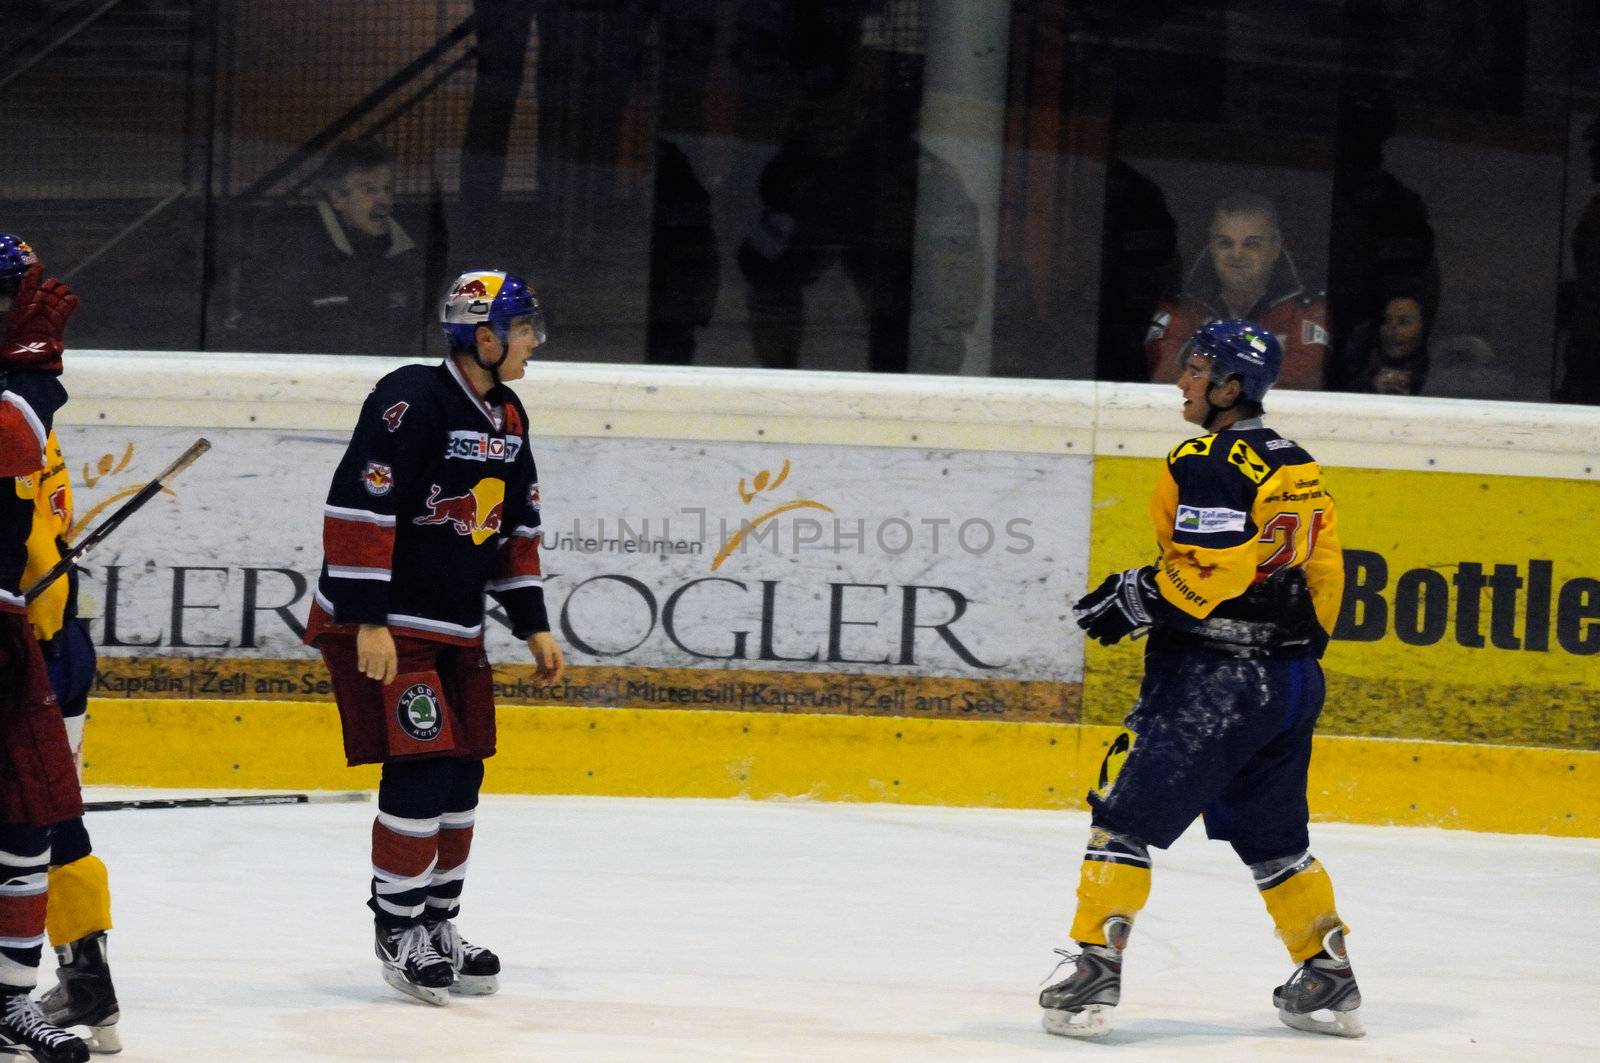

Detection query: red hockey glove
xmin=2 ymin=263 xmax=79 ymax=373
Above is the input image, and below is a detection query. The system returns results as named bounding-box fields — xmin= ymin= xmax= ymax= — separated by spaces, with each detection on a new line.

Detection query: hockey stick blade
xmin=23 ymin=437 xmax=211 ymax=604
xmin=84 ymin=790 xmax=369 ymax=813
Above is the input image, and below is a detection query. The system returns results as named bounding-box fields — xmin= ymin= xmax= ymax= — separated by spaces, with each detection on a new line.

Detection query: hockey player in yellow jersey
xmin=22 ymin=430 xmax=122 ymax=1055
xmin=1040 ymin=319 xmax=1361 ymax=1040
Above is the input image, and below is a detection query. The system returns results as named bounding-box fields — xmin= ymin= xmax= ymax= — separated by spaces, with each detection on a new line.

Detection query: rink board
xmin=81 ymin=698 xmax=1599 ymax=837
xmin=53 ymin=354 xmax=1600 ymax=841
xmin=1087 ymin=457 xmax=1600 ymax=751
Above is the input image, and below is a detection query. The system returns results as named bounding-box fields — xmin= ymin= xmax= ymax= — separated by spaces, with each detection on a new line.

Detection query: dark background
xmin=1 ymin=0 xmax=1595 ymax=402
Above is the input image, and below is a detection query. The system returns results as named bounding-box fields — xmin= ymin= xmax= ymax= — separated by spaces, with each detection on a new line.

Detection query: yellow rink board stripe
xmin=80 ymin=699 xmax=1599 ymax=837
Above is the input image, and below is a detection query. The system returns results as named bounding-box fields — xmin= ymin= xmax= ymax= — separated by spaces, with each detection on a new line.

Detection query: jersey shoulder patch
xmin=1225 ymin=438 xmax=1271 ymax=484
xmin=1167 ymin=434 xmax=1216 ymax=464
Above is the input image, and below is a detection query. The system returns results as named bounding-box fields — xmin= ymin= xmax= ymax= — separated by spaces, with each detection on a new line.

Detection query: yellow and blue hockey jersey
xmin=1148 ymin=420 xmax=1344 ymax=657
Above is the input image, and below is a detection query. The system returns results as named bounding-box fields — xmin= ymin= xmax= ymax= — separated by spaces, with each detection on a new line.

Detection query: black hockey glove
xmin=1073 ymin=566 xmax=1160 ymax=646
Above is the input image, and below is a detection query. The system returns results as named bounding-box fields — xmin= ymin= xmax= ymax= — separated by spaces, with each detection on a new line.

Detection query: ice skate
xmin=1038 ymin=917 xmax=1128 ymax=1038
xmin=374 ymin=922 xmax=454 ymax=1006
xmin=0 ymin=987 xmax=88 ymax=1063
xmin=426 ymin=919 xmax=500 ymax=996
xmin=1274 ymin=927 xmax=1365 ymax=1038
xmin=38 ymin=932 xmax=121 ymax=1055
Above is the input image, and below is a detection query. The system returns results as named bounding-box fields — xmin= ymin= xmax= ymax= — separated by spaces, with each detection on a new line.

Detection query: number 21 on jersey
xmin=1256 ymin=509 xmax=1326 ymax=580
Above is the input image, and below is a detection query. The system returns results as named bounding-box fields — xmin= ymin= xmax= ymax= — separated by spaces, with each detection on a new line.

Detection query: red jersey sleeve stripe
xmin=499 ymin=534 xmax=543 ymax=579
xmin=325 ymin=514 xmax=395 ymax=571
xmin=0 ymin=394 xmax=47 ymax=475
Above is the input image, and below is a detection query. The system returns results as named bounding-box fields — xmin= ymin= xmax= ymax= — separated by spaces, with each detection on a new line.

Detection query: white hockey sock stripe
xmin=428 ymin=861 xmax=469 ymax=886
xmin=372 ymin=859 xmax=439 ymax=893
xmin=438 ymin=809 xmax=476 ymax=829
xmin=372 ymin=895 xmax=427 ymax=920
xmin=376 ymin=812 xmax=441 ymax=838
xmin=0 ymin=848 xmax=50 ymax=868
xmin=0 ymin=952 xmax=41 ymax=989
xmin=0 ymin=932 xmax=47 ymax=989
xmin=0 ymin=872 xmax=47 ymax=896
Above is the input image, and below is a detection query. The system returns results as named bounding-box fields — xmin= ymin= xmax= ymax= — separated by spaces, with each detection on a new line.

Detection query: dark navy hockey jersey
xmin=1 ymin=371 xmax=67 ymax=616
xmin=307 ymin=358 xmax=548 ymax=644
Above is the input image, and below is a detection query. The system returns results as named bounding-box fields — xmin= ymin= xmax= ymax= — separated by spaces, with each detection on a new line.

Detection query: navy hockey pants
xmin=1088 ymin=644 xmax=1325 ymax=864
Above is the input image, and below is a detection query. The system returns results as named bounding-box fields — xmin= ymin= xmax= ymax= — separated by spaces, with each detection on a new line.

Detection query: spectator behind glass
xmin=1145 ymin=193 xmax=1329 ymax=389
xmin=1342 ymin=292 xmax=1430 ymax=395
xmin=1557 ymin=116 xmax=1600 ymax=404
xmin=237 ymin=139 xmax=425 ymax=355
xmin=1326 ymin=88 xmax=1440 ymax=391
xmin=1095 ymin=159 xmax=1182 ymax=383
xmin=645 ymin=139 xmax=720 ymax=366
xmin=737 ymin=104 xmax=979 ymax=374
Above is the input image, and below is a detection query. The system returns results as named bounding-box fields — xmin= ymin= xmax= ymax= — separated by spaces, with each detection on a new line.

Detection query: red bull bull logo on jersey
xmin=362 ymin=461 xmax=394 ymax=497
xmin=413 ymin=478 xmax=505 ymax=545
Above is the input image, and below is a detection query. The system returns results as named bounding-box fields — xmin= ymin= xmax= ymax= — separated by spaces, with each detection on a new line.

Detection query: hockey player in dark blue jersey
xmin=1040 ymin=320 xmax=1362 ymax=1040
xmin=306 ymin=269 xmax=565 ymax=1006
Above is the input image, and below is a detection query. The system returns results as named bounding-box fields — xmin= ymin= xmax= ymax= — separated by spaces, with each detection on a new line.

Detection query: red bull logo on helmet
xmin=413 ymin=477 xmax=506 ymax=545
xmin=443 ymin=271 xmax=507 ymax=323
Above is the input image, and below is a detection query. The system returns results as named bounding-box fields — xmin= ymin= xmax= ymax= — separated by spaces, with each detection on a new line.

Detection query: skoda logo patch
xmin=397 ymin=684 xmax=443 ymax=742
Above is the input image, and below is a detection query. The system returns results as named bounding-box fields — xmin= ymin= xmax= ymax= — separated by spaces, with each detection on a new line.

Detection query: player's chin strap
xmin=1200 ymin=375 xmax=1242 ymax=430
xmin=1203 ymin=389 xmax=1235 ymax=429
xmin=472 ymin=328 xmax=511 ymax=387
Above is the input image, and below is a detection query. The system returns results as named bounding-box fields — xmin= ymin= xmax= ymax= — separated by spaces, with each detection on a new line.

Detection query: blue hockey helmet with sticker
xmin=1190 ymin=319 xmax=1283 ymax=403
xmin=439 ymin=269 xmax=547 ymax=352
xmin=0 ymin=232 xmax=40 ymax=285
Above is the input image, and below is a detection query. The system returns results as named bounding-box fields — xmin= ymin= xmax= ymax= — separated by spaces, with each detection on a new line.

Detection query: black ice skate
xmin=426 ymin=919 xmax=500 ymax=996
xmin=1273 ymin=927 xmax=1365 ymax=1038
xmin=38 ymin=931 xmax=121 ymax=1055
xmin=374 ymin=922 xmax=455 ymax=1006
xmin=1038 ymin=917 xmax=1129 ymax=1038
xmin=0 ymin=987 xmax=88 ymax=1063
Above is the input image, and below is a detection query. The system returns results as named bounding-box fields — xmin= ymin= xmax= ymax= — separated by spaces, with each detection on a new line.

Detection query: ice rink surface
xmin=73 ymin=788 xmax=1597 ymax=1061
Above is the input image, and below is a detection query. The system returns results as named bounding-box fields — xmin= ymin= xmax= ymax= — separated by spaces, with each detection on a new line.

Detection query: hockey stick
xmin=23 ymin=437 xmax=211 ymax=604
xmin=84 ymin=791 xmax=370 ymax=813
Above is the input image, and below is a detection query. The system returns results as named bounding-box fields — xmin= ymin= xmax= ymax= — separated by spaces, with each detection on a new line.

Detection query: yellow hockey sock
xmin=46 ymin=855 xmax=113 ymax=948
xmin=1258 ymin=857 xmax=1347 ymax=963
xmin=1067 ymin=830 xmax=1152 ymax=945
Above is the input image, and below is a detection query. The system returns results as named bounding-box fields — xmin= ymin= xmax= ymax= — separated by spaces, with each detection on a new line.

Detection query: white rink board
xmin=59 ymin=351 xmax=1600 ymax=479
xmin=84 ymin=790 xmax=1600 ymax=1061
xmin=59 ymin=424 xmax=1092 ymax=681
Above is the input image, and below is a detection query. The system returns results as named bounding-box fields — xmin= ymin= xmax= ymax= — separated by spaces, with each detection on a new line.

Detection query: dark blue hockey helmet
xmin=0 ymin=232 xmax=39 ymax=284
xmin=1190 ymin=319 xmax=1283 ymax=403
xmin=440 ymin=269 xmax=547 ymax=351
